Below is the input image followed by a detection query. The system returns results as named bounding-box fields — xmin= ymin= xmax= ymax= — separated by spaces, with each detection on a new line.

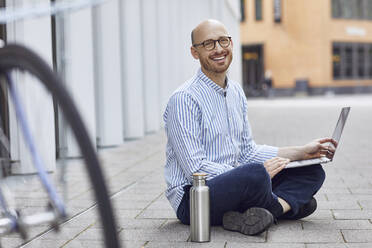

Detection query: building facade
xmin=240 ymin=0 xmax=372 ymax=96
xmin=0 ymin=0 xmax=242 ymax=174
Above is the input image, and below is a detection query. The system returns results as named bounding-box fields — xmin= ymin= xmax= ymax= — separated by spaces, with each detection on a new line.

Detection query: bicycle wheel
xmin=0 ymin=44 xmax=120 ymax=248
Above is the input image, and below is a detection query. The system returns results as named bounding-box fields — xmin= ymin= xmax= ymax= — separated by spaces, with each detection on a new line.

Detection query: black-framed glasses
xmin=193 ymin=36 xmax=232 ymax=51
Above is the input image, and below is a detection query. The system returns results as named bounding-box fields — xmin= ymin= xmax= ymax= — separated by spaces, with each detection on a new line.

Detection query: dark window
xmin=345 ymin=45 xmax=353 ymax=78
xmin=333 ymin=42 xmax=372 ymax=80
xmin=357 ymin=45 xmax=365 ymax=77
xmin=255 ymin=0 xmax=263 ymax=21
xmin=332 ymin=0 xmax=342 ymax=18
xmin=333 ymin=46 xmax=341 ymax=79
xmin=367 ymin=0 xmax=372 ymax=20
xmin=240 ymin=0 xmax=246 ymax=22
xmin=332 ymin=0 xmax=372 ymax=20
xmin=354 ymin=0 xmax=364 ymax=19
xmin=273 ymin=0 xmax=282 ymax=23
xmin=369 ymin=46 xmax=372 ymax=77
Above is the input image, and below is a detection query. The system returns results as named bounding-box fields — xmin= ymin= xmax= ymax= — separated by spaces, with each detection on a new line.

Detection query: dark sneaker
xmin=222 ymin=207 xmax=274 ymax=236
xmin=281 ymin=197 xmax=317 ymax=220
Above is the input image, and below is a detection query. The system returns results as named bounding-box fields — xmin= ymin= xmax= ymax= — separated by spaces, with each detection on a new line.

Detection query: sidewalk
xmin=3 ymin=94 xmax=372 ymax=247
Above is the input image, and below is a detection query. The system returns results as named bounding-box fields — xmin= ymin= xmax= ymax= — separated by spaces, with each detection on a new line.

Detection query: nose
xmin=214 ymin=41 xmax=224 ymax=52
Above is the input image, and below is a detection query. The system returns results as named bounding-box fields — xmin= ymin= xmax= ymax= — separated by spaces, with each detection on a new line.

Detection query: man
xmin=163 ymin=19 xmax=336 ymax=235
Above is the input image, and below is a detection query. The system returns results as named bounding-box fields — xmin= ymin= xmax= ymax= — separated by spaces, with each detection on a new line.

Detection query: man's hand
xmin=264 ymin=157 xmax=290 ymax=179
xmin=302 ymin=138 xmax=338 ymax=160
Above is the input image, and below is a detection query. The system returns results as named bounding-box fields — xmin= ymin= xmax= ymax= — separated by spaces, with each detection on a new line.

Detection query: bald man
xmin=163 ymin=20 xmax=336 ymax=235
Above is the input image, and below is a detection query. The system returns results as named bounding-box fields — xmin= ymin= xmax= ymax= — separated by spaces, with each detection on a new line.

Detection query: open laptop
xmin=285 ymin=107 xmax=351 ymax=169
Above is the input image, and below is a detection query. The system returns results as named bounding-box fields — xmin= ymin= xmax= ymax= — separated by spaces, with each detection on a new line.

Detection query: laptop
xmin=285 ymin=107 xmax=350 ymax=169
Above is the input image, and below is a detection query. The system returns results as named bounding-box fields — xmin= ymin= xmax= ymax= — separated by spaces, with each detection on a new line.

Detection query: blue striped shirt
xmin=163 ymin=69 xmax=278 ymax=213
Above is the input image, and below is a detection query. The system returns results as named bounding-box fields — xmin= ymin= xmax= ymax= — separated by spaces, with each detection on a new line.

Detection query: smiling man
xmin=163 ymin=19 xmax=336 ymax=235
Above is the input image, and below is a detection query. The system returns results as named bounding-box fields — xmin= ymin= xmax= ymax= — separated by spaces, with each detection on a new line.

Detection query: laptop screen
xmin=332 ymin=107 xmax=350 ymax=143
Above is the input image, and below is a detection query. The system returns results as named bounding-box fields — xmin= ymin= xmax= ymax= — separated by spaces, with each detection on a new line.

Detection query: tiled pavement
xmin=1 ymin=94 xmax=372 ymax=247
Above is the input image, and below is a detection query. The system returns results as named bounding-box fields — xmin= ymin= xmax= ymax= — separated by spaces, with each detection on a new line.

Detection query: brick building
xmin=240 ymin=0 xmax=372 ymax=96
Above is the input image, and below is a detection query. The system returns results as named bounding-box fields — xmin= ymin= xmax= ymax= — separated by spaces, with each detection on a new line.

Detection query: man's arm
xmin=165 ymin=92 xmax=234 ymax=182
xmin=277 ymin=138 xmax=337 ymax=161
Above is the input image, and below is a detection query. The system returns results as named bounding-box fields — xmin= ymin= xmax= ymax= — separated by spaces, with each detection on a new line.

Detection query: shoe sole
xmin=222 ymin=208 xmax=274 ymax=236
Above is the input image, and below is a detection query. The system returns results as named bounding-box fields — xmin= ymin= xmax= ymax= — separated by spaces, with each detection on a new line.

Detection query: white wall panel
xmin=92 ymin=0 xmax=123 ymax=147
xmin=119 ymin=0 xmax=145 ymax=139
xmin=157 ymin=0 xmax=172 ymax=118
xmin=141 ymin=0 xmax=160 ymax=133
xmin=63 ymin=8 xmax=96 ymax=157
xmin=6 ymin=0 xmax=56 ymax=174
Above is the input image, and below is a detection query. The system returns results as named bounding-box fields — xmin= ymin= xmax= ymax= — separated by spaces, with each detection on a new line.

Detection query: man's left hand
xmin=302 ymin=138 xmax=338 ymax=160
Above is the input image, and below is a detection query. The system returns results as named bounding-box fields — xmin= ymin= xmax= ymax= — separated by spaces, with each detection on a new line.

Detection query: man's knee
xmin=240 ymin=163 xmax=271 ymax=188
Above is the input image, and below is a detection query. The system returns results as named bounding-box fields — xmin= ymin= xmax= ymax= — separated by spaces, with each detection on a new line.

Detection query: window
xmin=333 ymin=46 xmax=341 ymax=79
xmin=357 ymin=45 xmax=365 ymax=77
xmin=367 ymin=0 xmax=372 ymax=20
xmin=369 ymin=46 xmax=372 ymax=77
xmin=273 ymin=0 xmax=282 ymax=23
xmin=240 ymin=0 xmax=246 ymax=22
xmin=332 ymin=0 xmax=342 ymax=18
xmin=333 ymin=42 xmax=372 ymax=80
xmin=255 ymin=0 xmax=263 ymax=21
xmin=332 ymin=0 xmax=372 ymax=20
xmin=345 ymin=45 xmax=353 ymax=78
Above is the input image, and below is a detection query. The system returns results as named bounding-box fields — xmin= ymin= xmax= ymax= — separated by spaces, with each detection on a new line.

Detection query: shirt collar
xmin=197 ymin=68 xmax=229 ymax=96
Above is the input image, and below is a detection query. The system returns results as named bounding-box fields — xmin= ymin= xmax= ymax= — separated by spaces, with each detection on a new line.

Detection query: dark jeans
xmin=176 ymin=163 xmax=325 ymax=225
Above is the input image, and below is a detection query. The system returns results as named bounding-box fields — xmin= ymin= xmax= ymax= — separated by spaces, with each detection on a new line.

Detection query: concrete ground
xmin=1 ymin=94 xmax=372 ymax=248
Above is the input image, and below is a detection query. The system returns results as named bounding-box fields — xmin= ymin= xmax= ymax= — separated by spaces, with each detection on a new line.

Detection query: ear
xmin=190 ymin=46 xmax=199 ymax=60
xmin=230 ymin=39 xmax=234 ymax=49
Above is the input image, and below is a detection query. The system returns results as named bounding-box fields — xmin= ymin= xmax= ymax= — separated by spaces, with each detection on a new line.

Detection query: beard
xmin=199 ymin=51 xmax=233 ymax=75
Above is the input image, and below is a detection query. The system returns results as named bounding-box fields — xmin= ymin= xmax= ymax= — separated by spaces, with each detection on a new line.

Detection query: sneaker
xmin=222 ymin=207 xmax=274 ymax=236
xmin=281 ymin=197 xmax=317 ymax=220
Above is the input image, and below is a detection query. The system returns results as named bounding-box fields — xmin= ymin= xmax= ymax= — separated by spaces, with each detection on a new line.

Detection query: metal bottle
xmin=190 ymin=173 xmax=210 ymax=242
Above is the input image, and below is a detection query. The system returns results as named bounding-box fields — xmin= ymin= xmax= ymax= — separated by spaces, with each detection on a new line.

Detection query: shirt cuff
xmin=253 ymin=145 xmax=278 ymax=164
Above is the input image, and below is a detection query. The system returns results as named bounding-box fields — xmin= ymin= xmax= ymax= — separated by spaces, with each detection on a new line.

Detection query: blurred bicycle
xmin=0 ymin=43 xmax=120 ymax=248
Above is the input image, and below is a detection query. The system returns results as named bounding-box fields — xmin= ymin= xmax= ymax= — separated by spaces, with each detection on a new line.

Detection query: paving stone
xmin=117 ymin=218 xmax=165 ymax=229
xmin=64 ymin=239 xmax=145 ymax=248
xmin=357 ymin=200 xmax=372 ymax=209
xmin=301 ymin=210 xmax=334 ymax=220
xmin=159 ymin=220 xmax=188 ymax=231
xmin=267 ymin=229 xmax=343 ymax=243
xmin=112 ymin=199 xmax=151 ymax=210
xmin=342 ymin=230 xmax=372 ymax=242
xmin=146 ymin=200 xmax=174 ymax=210
xmin=113 ymin=193 xmax=162 ymax=202
xmin=270 ymin=220 xmax=302 ymax=231
xmin=327 ymin=194 xmax=372 ymax=201
xmin=115 ymin=209 xmax=143 ymax=218
xmin=227 ymin=243 xmax=305 ymax=248
xmin=210 ymin=226 xmax=266 ymax=243
xmin=345 ymin=244 xmax=372 ymax=248
xmin=302 ymin=220 xmax=372 ymax=230
xmin=305 ymin=244 xmax=348 ymax=248
xmin=118 ymin=229 xmax=189 ymax=242
xmin=137 ymin=209 xmax=177 ymax=219
xmin=317 ymin=200 xmax=361 ymax=210
xmin=333 ymin=210 xmax=372 ymax=220
xmin=145 ymin=241 xmax=226 ymax=248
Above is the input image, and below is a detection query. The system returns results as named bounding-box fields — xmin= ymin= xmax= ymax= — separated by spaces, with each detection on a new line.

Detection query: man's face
xmin=191 ymin=23 xmax=233 ymax=75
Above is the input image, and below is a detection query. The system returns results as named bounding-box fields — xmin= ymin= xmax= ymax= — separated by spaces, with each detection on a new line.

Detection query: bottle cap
xmin=192 ymin=173 xmax=207 ymax=180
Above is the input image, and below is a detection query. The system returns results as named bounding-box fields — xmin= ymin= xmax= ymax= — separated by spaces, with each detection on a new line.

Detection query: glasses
xmin=193 ymin=36 xmax=232 ymax=51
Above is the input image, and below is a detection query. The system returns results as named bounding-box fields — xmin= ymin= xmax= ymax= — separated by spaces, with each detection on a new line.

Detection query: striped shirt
xmin=163 ymin=69 xmax=278 ymax=213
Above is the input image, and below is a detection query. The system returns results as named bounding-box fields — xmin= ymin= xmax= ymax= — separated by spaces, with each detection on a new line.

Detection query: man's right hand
xmin=263 ymin=157 xmax=290 ymax=179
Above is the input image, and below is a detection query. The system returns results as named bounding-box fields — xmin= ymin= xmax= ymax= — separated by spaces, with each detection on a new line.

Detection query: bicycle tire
xmin=0 ymin=44 xmax=120 ymax=248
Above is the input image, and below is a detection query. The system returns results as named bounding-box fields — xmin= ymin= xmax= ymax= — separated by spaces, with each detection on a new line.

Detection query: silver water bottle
xmin=190 ymin=173 xmax=210 ymax=242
